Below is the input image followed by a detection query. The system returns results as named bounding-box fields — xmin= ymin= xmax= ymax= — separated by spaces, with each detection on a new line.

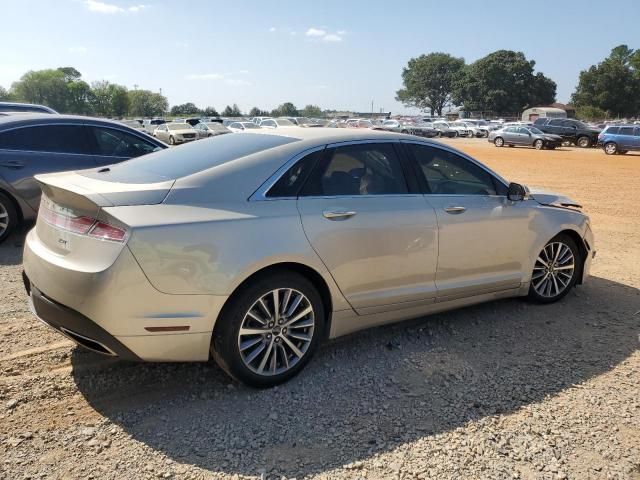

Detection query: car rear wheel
xmin=211 ymin=271 xmax=325 ymax=388
xmin=534 ymin=139 xmax=544 ymax=150
xmin=494 ymin=137 xmax=504 ymax=147
xmin=0 ymin=192 xmax=18 ymax=244
xmin=604 ymin=142 xmax=618 ymax=155
xmin=528 ymin=234 xmax=581 ymax=304
xmin=576 ymin=136 xmax=591 ymax=148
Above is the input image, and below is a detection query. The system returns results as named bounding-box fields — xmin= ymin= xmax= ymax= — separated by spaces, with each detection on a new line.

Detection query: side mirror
xmin=507 ymin=182 xmax=526 ymax=201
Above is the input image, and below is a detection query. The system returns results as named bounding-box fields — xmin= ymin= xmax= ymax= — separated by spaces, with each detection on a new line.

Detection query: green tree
xmin=170 ymin=102 xmax=201 ymax=116
xmin=202 ymin=106 xmax=219 ymax=117
xmin=128 ymin=89 xmax=168 ymax=117
xmin=396 ymin=53 xmax=465 ymax=116
xmin=248 ymin=106 xmax=269 ymax=117
xmin=222 ymin=103 xmax=242 ymax=117
xmin=66 ymin=80 xmax=93 ymax=115
xmin=89 ymin=81 xmax=129 ymax=117
xmin=0 ymin=86 xmax=13 ymax=101
xmin=271 ymin=102 xmax=297 ymax=117
xmin=455 ymin=50 xmax=556 ymax=115
xmin=10 ymin=69 xmax=70 ymax=112
xmin=110 ymin=84 xmax=129 ymax=117
xmin=300 ymin=104 xmax=322 ymax=117
xmin=575 ymin=105 xmax=608 ymax=121
xmin=571 ymin=45 xmax=640 ymax=118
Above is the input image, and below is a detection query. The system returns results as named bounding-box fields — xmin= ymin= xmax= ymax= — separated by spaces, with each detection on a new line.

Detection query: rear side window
xmin=408 ymin=144 xmax=498 ymax=196
xmin=605 ymin=126 xmax=620 ymax=135
xmin=0 ymin=125 xmax=89 ymax=154
xmin=89 ymin=127 xmax=159 ymax=158
xmin=301 ymin=143 xmax=408 ymax=196
xmin=619 ymin=127 xmax=634 ymax=136
xmin=266 ymin=149 xmax=323 ymax=198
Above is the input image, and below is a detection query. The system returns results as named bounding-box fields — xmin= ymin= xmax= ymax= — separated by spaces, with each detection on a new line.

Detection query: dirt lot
xmin=1 ymin=139 xmax=639 ymax=480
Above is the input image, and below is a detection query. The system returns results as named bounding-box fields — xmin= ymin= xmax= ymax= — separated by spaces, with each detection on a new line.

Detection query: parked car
xmin=597 ymin=124 xmax=640 ymax=155
xmin=251 ymin=116 xmax=272 ymax=125
xmin=489 ymin=126 xmax=562 ymax=150
xmin=452 ymin=121 xmax=483 ymax=138
xmin=345 ymin=119 xmax=374 ymax=128
xmin=142 ymin=118 xmax=167 ymax=134
xmin=376 ymin=120 xmax=438 ymax=138
xmin=282 ymin=117 xmax=323 ymax=127
xmin=432 ymin=121 xmax=465 ymax=138
xmin=194 ymin=122 xmax=231 ymax=139
xmin=227 ymin=121 xmax=261 ymax=133
xmin=0 ymin=114 xmax=166 ymax=242
xmin=461 ymin=119 xmax=497 ymax=137
xmin=0 ymin=102 xmax=58 ymax=114
xmin=22 ymin=129 xmax=594 ymax=387
xmin=153 ymin=123 xmax=197 ymax=145
xmin=119 ymin=119 xmax=146 ymax=132
xmin=533 ymin=118 xmax=600 ymax=148
xmin=259 ymin=118 xmax=296 ymax=129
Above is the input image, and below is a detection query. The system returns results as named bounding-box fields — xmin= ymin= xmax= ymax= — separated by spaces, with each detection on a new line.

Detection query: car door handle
xmin=0 ymin=161 xmax=25 ymax=169
xmin=444 ymin=206 xmax=466 ymax=214
xmin=323 ymin=210 xmax=357 ymax=220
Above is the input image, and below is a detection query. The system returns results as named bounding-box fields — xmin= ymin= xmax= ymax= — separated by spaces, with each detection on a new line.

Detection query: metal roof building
xmin=522 ymin=107 xmax=567 ymax=122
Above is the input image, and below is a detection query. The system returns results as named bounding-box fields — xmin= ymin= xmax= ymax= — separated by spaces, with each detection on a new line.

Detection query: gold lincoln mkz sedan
xmin=23 ymin=129 xmax=595 ymax=387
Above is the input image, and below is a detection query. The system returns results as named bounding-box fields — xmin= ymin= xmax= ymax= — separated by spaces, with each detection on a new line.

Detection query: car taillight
xmin=88 ymin=221 xmax=127 ymax=242
xmin=39 ymin=202 xmax=127 ymax=243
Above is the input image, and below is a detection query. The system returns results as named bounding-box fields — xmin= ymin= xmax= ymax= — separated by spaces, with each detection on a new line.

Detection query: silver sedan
xmin=23 ymin=129 xmax=594 ymax=387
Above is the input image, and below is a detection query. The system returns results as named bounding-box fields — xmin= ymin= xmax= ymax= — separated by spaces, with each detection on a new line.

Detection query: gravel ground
xmin=1 ymin=139 xmax=639 ymax=480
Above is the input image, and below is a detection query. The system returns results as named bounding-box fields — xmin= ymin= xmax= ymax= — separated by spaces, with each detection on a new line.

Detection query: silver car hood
xmin=528 ymin=188 xmax=582 ymax=209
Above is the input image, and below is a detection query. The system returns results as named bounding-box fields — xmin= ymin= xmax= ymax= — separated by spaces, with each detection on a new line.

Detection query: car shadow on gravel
xmin=71 ymin=276 xmax=639 ymax=478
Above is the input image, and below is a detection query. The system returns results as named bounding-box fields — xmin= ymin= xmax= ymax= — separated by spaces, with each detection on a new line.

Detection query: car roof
xmin=0 ymin=113 xmax=152 ymax=130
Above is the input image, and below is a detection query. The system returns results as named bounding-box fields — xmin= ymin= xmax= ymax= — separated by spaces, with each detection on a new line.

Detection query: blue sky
xmin=1 ymin=0 xmax=639 ymax=114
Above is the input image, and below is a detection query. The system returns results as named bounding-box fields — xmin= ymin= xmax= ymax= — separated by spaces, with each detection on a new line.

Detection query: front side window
xmin=266 ymin=149 xmax=324 ymax=198
xmin=302 ymin=143 xmax=408 ymax=196
xmin=407 ymin=144 xmax=498 ymax=196
xmin=90 ymin=127 xmax=159 ymax=157
xmin=0 ymin=125 xmax=89 ymax=154
xmin=606 ymin=126 xmax=619 ymax=135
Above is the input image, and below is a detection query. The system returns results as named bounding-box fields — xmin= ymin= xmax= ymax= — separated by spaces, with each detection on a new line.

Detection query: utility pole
xmin=371 ymin=99 xmax=374 ymax=118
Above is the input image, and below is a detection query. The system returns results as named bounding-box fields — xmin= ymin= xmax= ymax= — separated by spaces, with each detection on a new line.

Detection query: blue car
xmin=597 ymin=124 xmax=640 ymax=155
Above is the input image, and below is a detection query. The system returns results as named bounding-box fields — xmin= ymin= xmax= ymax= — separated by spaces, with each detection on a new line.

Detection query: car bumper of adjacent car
xmin=22 ymin=229 xmax=227 ymax=362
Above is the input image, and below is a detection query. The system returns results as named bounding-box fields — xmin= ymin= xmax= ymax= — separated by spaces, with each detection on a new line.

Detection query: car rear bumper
xmin=22 ymin=228 xmax=227 ymax=361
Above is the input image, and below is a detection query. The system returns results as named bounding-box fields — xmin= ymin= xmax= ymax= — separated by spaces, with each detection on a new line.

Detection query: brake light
xmin=88 ymin=221 xmax=127 ymax=242
xmin=39 ymin=200 xmax=127 ymax=243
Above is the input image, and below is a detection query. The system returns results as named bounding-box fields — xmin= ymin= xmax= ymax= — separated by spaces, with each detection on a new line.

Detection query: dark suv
xmin=533 ymin=118 xmax=601 ymax=148
xmin=0 ymin=114 xmax=167 ymax=242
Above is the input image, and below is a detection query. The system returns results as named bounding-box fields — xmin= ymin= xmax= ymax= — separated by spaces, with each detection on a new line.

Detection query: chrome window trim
xmin=399 ymin=138 xmax=510 ymax=190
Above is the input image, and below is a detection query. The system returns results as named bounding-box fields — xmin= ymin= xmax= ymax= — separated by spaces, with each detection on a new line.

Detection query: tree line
xmin=0 ymin=67 xmax=324 ymax=119
xmin=396 ymin=46 xmax=640 ymax=119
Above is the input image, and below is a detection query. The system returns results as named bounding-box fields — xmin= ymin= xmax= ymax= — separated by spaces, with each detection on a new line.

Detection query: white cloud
xmin=68 ymin=46 xmax=88 ymax=54
xmin=185 ymin=73 xmax=224 ymax=80
xmin=268 ymin=26 xmax=276 ymax=32
xmin=84 ymin=0 xmax=147 ymax=14
xmin=306 ymin=27 xmax=326 ymax=37
xmin=337 ymin=30 xmax=347 ymax=35
xmin=322 ymin=34 xmax=342 ymax=42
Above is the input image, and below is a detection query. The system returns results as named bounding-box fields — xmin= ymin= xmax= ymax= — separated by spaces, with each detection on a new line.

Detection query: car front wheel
xmin=528 ymin=234 xmax=581 ymax=303
xmin=211 ymin=271 xmax=325 ymax=388
xmin=534 ymin=139 xmax=544 ymax=150
xmin=494 ymin=137 xmax=504 ymax=147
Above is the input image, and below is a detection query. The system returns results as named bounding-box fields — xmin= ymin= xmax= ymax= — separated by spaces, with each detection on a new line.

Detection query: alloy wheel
xmin=534 ymin=139 xmax=544 ymax=150
xmin=577 ymin=137 xmax=591 ymax=148
xmin=532 ymin=242 xmax=575 ymax=298
xmin=494 ymin=137 xmax=504 ymax=147
xmin=604 ymin=143 xmax=617 ymax=155
xmin=0 ymin=201 xmax=8 ymax=237
xmin=237 ymin=288 xmax=315 ymax=376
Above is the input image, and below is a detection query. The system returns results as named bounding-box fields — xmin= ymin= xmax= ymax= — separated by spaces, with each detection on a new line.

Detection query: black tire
xmin=604 ymin=142 xmax=618 ymax=155
xmin=0 ymin=192 xmax=18 ymax=244
xmin=528 ymin=233 xmax=581 ymax=304
xmin=576 ymin=136 xmax=591 ymax=148
xmin=494 ymin=137 xmax=504 ymax=147
xmin=169 ymin=136 xmax=175 ymax=145
xmin=533 ymin=139 xmax=544 ymax=150
xmin=211 ymin=271 xmax=325 ymax=388
xmin=400 ymin=129 xmax=409 ymax=134
xmin=453 ymin=131 xmax=459 ymax=138
xmin=436 ymin=131 xmax=442 ymax=138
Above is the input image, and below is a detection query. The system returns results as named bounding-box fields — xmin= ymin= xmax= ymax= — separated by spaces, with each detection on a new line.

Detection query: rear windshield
xmin=78 ymin=133 xmax=298 ymax=183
